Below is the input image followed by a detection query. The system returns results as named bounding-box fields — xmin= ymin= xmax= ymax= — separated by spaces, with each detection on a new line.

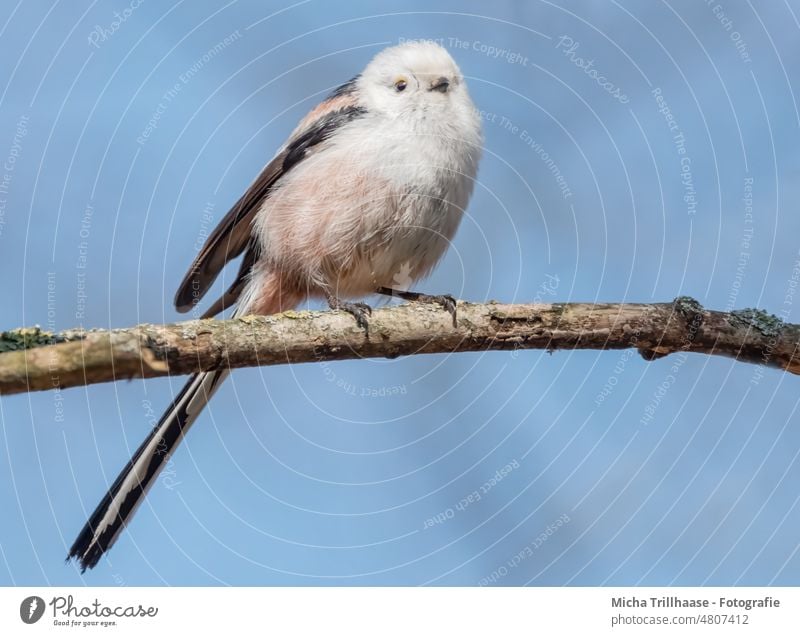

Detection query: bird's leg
xmin=325 ymin=291 xmax=372 ymax=334
xmin=376 ymin=286 xmax=458 ymax=327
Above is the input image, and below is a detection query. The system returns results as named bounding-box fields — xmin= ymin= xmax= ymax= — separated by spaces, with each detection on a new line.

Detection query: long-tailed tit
xmin=68 ymin=41 xmax=483 ymax=571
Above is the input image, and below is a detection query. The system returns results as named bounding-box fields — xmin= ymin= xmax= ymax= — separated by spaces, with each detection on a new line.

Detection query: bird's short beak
xmin=430 ymin=77 xmax=450 ymax=93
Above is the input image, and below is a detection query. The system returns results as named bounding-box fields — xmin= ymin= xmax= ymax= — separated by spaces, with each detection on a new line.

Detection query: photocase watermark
xmin=391 ymin=261 xmax=413 ymax=293
xmin=315 ymin=356 xmax=408 ymax=399
xmin=398 ymin=36 xmax=529 ymax=66
xmin=405 ymin=34 xmax=629 ymax=107
xmin=478 ymin=513 xmax=571 ymax=585
xmin=142 ymin=399 xmax=158 ymax=428
xmin=725 ymin=176 xmax=754 ymax=312
xmin=21 ymin=593 xmax=158 ymax=627
xmin=594 ymin=325 xmax=642 ymax=407
xmin=87 ymin=0 xmax=145 ymax=49
xmin=447 ymin=36 xmax=529 ymax=66
xmin=705 ymin=1 xmax=752 ymax=63
xmin=19 ymin=596 xmax=45 ymax=624
xmin=180 ymin=29 xmax=243 ymax=84
xmin=521 ymin=129 xmax=574 ymax=200
xmin=46 ymin=272 xmax=65 ymax=423
xmin=780 ymin=254 xmax=800 ymax=320
xmin=189 ymin=201 xmax=216 ymax=317
xmin=652 ymin=87 xmax=696 ymax=216
xmin=75 ymin=202 xmax=93 ymax=323
xmin=750 ymin=252 xmax=799 ymax=385
xmin=193 ymin=201 xmax=215 ymax=253
xmin=155 ymin=436 xmax=181 ymax=490
xmin=474 ymin=106 xmax=575 ymax=200
xmin=142 ymin=399 xmax=181 ymax=490
xmin=639 ymin=305 xmax=703 ymax=426
xmin=0 ymin=113 xmax=29 ymax=237
xmin=42 ymin=595 xmax=157 ymax=628
xmin=555 ymin=36 xmax=630 ymax=104
xmin=475 ymin=108 xmax=574 ymax=200
xmin=422 ymin=459 xmax=519 ymax=529
xmin=137 ymin=30 xmax=243 ymax=145
xmin=531 ymin=274 xmax=561 ymax=304
xmin=510 ymin=274 xmax=560 ymax=359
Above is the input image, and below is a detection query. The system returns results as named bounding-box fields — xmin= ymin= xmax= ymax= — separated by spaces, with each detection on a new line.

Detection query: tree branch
xmin=1 ymin=297 xmax=797 ymax=396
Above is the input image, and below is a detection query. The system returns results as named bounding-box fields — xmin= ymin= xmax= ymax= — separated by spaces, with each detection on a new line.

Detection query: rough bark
xmin=0 ymin=297 xmax=797 ymax=396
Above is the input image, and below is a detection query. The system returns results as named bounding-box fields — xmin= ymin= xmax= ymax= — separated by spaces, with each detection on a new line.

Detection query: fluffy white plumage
xmin=248 ymin=40 xmax=482 ymax=308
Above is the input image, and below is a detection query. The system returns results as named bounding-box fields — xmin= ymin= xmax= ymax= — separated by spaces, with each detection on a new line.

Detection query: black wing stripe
xmin=173 ymin=158 xmax=284 ymax=312
xmin=174 ymin=104 xmax=368 ymax=313
xmin=327 ymin=75 xmax=360 ymax=99
xmin=282 ymin=105 xmax=367 ymax=171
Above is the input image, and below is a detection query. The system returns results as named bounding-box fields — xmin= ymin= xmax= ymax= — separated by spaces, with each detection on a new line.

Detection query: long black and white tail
xmin=68 ymin=369 xmax=229 ymax=571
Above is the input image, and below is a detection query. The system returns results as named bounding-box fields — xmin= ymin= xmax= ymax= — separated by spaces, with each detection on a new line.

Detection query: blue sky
xmin=1 ymin=0 xmax=800 ymax=585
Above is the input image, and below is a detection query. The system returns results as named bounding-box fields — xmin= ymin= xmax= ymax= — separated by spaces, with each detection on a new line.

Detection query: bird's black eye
xmin=394 ymin=78 xmax=408 ymax=92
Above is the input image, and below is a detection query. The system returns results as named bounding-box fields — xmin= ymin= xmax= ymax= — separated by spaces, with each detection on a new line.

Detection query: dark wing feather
xmin=327 ymin=74 xmax=359 ymax=98
xmin=199 ymin=241 xmax=259 ymax=319
xmin=174 ymin=102 xmax=368 ymax=315
xmin=173 ymin=154 xmax=285 ymax=312
xmin=283 ymin=105 xmax=366 ymax=168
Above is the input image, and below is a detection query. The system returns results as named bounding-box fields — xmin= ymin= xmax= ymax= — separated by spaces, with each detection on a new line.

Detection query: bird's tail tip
xmin=67 ymin=529 xmax=106 ymax=573
xmin=66 ymin=370 xmax=227 ymax=573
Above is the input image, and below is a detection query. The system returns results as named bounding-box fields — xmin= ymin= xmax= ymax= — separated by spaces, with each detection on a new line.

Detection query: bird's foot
xmin=376 ymin=287 xmax=458 ymax=327
xmin=326 ymin=294 xmax=372 ymax=334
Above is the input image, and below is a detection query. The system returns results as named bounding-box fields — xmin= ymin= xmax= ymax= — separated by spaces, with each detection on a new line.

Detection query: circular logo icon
xmin=20 ymin=596 xmax=45 ymax=624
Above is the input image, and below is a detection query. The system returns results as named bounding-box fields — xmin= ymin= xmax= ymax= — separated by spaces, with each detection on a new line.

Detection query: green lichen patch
xmin=673 ymin=296 xmax=704 ymax=319
xmin=728 ymin=308 xmax=784 ymax=338
xmin=0 ymin=326 xmax=63 ymax=352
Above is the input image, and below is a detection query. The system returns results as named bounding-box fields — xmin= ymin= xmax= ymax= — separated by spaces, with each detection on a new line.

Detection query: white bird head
xmin=358 ymin=41 xmax=472 ymax=117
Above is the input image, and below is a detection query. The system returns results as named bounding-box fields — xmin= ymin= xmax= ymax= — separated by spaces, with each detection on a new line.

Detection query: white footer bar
xmin=2 ymin=587 xmax=797 ymax=634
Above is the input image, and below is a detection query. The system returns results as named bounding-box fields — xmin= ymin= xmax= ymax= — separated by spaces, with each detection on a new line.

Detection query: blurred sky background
xmin=1 ymin=0 xmax=800 ymax=586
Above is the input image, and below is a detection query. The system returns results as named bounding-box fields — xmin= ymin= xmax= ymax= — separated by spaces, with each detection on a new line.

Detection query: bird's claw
xmin=328 ymin=297 xmax=372 ymax=334
xmin=431 ymin=294 xmax=457 ymax=327
xmin=375 ymin=286 xmax=459 ymax=327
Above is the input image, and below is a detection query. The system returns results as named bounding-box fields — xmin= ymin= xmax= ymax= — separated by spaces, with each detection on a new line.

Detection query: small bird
xmin=68 ymin=40 xmax=483 ymax=571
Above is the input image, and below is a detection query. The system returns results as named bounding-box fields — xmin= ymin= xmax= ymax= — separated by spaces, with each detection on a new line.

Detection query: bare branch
xmin=0 ymin=297 xmax=797 ymax=396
